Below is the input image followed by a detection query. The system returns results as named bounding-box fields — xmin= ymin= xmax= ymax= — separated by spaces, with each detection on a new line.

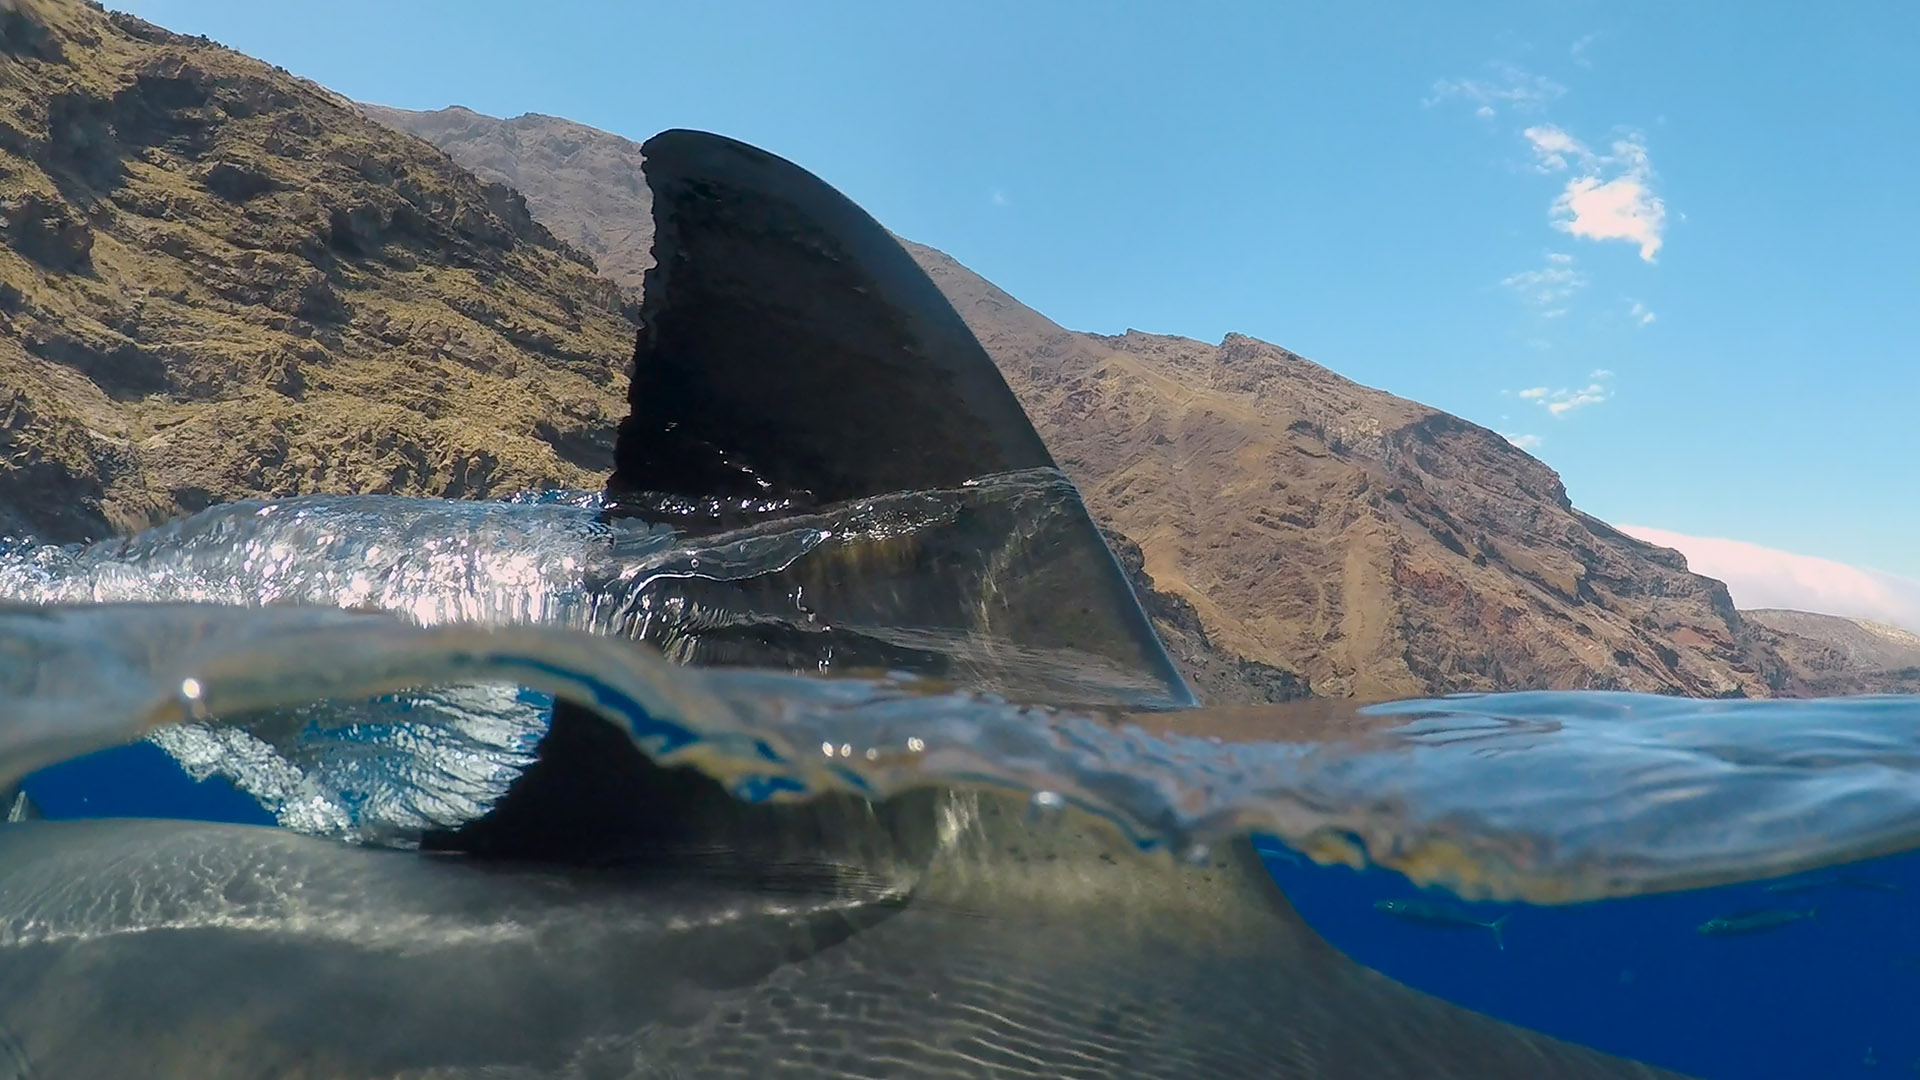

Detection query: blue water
xmin=28 ymin=733 xmax=1915 ymax=1080
xmin=1266 ymin=840 xmax=1920 ymax=1079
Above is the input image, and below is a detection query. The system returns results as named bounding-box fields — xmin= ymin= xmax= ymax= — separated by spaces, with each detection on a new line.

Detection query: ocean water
xmin=0 ymin=484 xmax=1915 ymax=1079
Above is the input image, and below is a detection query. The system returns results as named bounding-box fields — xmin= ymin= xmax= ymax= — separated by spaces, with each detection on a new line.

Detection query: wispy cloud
xmin=1424 ymin=64 xmax=1566 ymax=118
xmin=1628 ymin=299 xmax=1655 ymax=326
xmin=990 ymin=187 xmax=1008 ymax=207
xmin=1525 ymin=128 xmax=1667 ymax=261
xmin=1618 ymin=526 xmax=1920 ymax=634
xmin=1502 ymin=259 xmax=1587 ymax=312
xmin=1523 ymin=124 xmax=1589 ymax=172
xmin=1547 ymin=383 xmax=1608 ymax=414
xmin=1570 ymin=34 xmax=1599 ymax=69
xmin=1502 ymin=432 xmax=1545 ymax=450
xmin=1512 ymin=370 xmax=1614 ymax=417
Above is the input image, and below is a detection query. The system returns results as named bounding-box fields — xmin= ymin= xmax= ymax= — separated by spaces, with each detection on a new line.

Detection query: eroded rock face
xmin=917 ymin=271 xmax=1797 ymax=701
xmin=0 ymin=0 xmax=638 ymax=540
xmin=1 ymin=191 xmax=92 ymax=271
xmin=1743 ymin=609 xmax=1920 ymax=696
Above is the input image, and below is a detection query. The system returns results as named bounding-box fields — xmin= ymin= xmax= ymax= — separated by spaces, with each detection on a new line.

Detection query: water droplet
xmin=1026 ymin=790 xmax=1066 ymax=826
xmin=178 ymin=677 xmax=208 ymax=720
xmin=820 ymin=741 xmax=836 ymax=757
xmin=906 ymin=737 xmax=925 ymax=753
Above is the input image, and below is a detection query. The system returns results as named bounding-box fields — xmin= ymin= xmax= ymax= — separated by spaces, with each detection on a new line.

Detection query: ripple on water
xmin=0 ymin=491 xmax=1915 ymax=905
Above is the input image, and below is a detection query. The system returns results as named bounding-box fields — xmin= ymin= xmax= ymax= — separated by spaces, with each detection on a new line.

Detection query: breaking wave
xmin=0 ymin=484 xmax=1917 ymax=904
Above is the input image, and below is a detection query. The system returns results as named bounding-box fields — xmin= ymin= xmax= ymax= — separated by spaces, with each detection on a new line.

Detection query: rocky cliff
xmin=369 ymin=105 xmax=1824 ymax=701
xmin=1742 ymin=610 xmax=1920 ymax=696
xmin=0 ymin=1 xmax=637 ymax=542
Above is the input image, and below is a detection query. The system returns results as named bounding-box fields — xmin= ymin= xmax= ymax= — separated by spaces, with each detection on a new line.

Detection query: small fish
xmin=1763 ymin=874 xmax=1901 ymax=894
xmin=1695 ymin=906 xmax=1817 ymax=936
xmin=1374 ymin=898 xmax=1512 ymax=950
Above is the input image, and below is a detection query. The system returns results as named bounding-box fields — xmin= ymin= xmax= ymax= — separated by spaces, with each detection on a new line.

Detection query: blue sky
xmin=117 ymin=1 xmax=1920 ymax=595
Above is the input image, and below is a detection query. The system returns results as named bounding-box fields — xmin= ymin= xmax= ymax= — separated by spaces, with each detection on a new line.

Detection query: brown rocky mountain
xmin=0 ymin=0 xmax=636 ymax=542
xmin=1742 ymin=609 xmax=1920 ymax=696
xmin=368 ymin=105 xmax=1835 ymax=702
xmin=357 ymin=105 xmax=657 ymax=293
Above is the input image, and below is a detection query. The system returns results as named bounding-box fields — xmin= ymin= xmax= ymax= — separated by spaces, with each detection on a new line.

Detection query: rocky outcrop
xmin=1742 ymin=610 xmax=1920 ymax=696
xmin=912 ymin=247 xmax=1796 ymax=699
xmin=0 ymin=1 xmax=638 ymax=541
xmin=360 ymin=105 xmax=657 ymax=293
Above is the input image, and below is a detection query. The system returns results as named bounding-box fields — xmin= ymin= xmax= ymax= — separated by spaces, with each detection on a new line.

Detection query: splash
xmin=0 ymin=491 xmax=1917 ymax=905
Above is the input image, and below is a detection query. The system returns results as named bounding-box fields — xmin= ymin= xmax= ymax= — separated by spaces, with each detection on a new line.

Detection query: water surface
xmin=1 ymin=488 xmax=1916 ymax=1078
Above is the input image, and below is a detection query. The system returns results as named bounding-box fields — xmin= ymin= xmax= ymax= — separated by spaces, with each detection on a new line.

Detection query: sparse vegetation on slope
xmin=0 ymin=0 xmax=637 ymax=541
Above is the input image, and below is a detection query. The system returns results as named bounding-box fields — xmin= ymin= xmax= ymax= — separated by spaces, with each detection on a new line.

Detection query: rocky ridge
xmin=0 ymin=0 xmax=637 ymax=541
xmin=1742 ymin=609 xmax=1920 ymax=696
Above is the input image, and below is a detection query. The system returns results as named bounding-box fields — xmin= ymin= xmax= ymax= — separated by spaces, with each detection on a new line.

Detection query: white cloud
xmin=1552 ymin=134 xmax=1666 ymax=260
xmin=1547 ymin=251 xmax=1575 ymax=265
xmin=1512 ymin=370 xmax=1614 ymax=417
xmin=1555 ymin=175 xmax=1666 ymax=260
xmin=1522 ymin=127 xmax=1668 ymax=261
xmin=1502 ymin=432 xmax=1544 ymax=450
xmin=1425 ymin=65 xmax=1566 ymax=117
xmin=1436 ymin=72 xmax=1669 ymax=262
xmin=1628 ymin=300 xmax=1655 ymax=326
xmin=1546 ymin=383 xmax=1607 ymax=414
xmin=1523 ymin=124 xmax=1591 ymax=172
xmin=1618 ymin=526 xmax=1920 ymax=634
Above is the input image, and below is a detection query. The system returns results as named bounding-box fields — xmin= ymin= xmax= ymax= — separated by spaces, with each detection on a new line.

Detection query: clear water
xmin=0 ymin=482 xmax=1915 ymax=1079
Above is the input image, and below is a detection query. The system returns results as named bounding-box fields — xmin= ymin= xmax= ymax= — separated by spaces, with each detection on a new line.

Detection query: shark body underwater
xmin=0 ymin=131 xmax=1693 ymax=1078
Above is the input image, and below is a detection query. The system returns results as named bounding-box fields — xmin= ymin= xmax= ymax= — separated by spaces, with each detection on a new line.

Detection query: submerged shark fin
xmin=2 ymin=787 xmax=38 ymax=823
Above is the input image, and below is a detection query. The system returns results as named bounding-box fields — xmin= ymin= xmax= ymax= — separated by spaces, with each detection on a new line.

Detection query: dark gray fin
xmin=604 ymin=128 xmax=1194 ymax=709
xmin=422 ymin=699 xmax=940 ymax=874
xmin=436 ymin=130 xmax=1197 ymax=867
xmin=611 ymin=128 xmax=1057 ymax=513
